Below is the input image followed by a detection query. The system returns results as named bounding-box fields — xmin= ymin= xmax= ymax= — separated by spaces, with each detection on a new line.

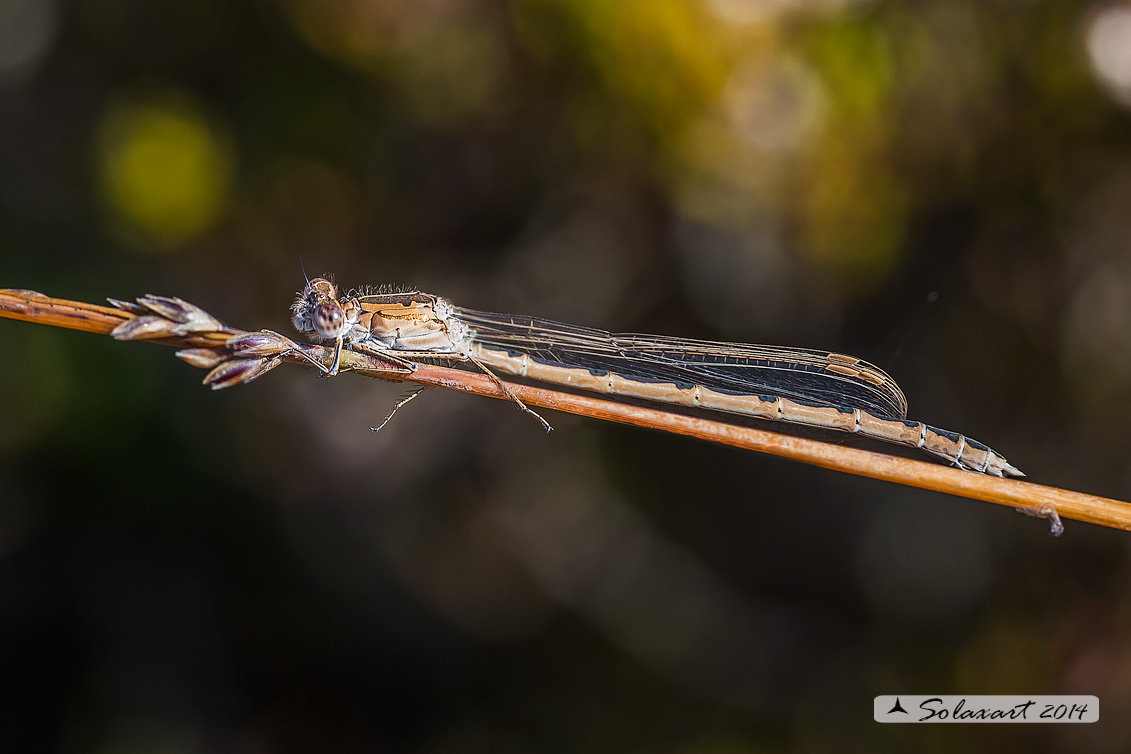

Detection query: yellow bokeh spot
xmin=805 ymin=19 xmax=893 ymax=118
xmin=98 ymin=95 xmax=234 ymax=248
xmin=511 ymin=0 xmax=728 ymax=153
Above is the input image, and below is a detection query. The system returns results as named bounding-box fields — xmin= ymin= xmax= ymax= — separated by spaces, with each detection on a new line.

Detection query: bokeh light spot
xmin=726 ymin=56 xmax=826 ymax=154
xmin=0 ymin=0 xmax=59 ymax=88
xmin=1086 ymin=5 xmax=1131 ymax=109
xmin=511 ymin=0 xmax=728 ymax=153
xmin=97 ymin=94 xmax=234 ymax=249
xmin=1061 ymin=265 xmax=1131 ymax=421
xmin=709 ymin=0 xmax=874 ymax=26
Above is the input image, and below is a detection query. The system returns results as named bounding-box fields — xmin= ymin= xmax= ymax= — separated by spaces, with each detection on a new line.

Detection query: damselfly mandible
xmin=290 ymin=277 xmax=1022 ymax=478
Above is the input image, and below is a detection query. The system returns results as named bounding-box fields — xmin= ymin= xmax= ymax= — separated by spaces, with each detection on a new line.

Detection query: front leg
xmin=225 ymin=329 xmax=339 ymax=375
xmin=226 ymin=330 xmax=413 ymax=377
xmin=326 ymin=336 xmax=343 ymax=376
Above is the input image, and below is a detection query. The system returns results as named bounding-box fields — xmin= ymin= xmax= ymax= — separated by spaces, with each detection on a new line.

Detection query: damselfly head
xmin=292 ymin=276 xmax=355 ymax=340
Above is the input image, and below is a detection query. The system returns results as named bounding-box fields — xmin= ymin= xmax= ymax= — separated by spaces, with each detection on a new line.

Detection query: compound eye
xmin=314 ymin=302 xmax=345 ymax=337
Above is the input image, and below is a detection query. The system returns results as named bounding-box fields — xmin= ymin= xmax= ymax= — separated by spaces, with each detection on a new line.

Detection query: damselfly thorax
xmin=290 ymin=277 xmax=1021 ymax=478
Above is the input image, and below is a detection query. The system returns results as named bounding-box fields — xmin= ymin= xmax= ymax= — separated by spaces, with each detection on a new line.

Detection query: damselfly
xmin=290 ymin=277 xmax=1022 ymax=478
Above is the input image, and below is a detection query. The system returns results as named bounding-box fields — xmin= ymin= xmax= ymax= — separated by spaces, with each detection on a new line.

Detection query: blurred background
xmin=1 ymin=0 xmax=1131 ymax=750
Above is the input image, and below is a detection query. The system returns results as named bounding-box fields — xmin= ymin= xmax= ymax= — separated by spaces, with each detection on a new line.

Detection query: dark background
xmin=2 ymin=0 xmax=1130 ymax=751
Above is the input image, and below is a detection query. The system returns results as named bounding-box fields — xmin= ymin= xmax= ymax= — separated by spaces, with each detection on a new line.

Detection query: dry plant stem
xmin=349 ymin=355 xmax=1124 ymax=531
xmin=0 ymin=289 xmax=229 ymax=347
xmin=4 ymin=288 xmax=1131 ymax=532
